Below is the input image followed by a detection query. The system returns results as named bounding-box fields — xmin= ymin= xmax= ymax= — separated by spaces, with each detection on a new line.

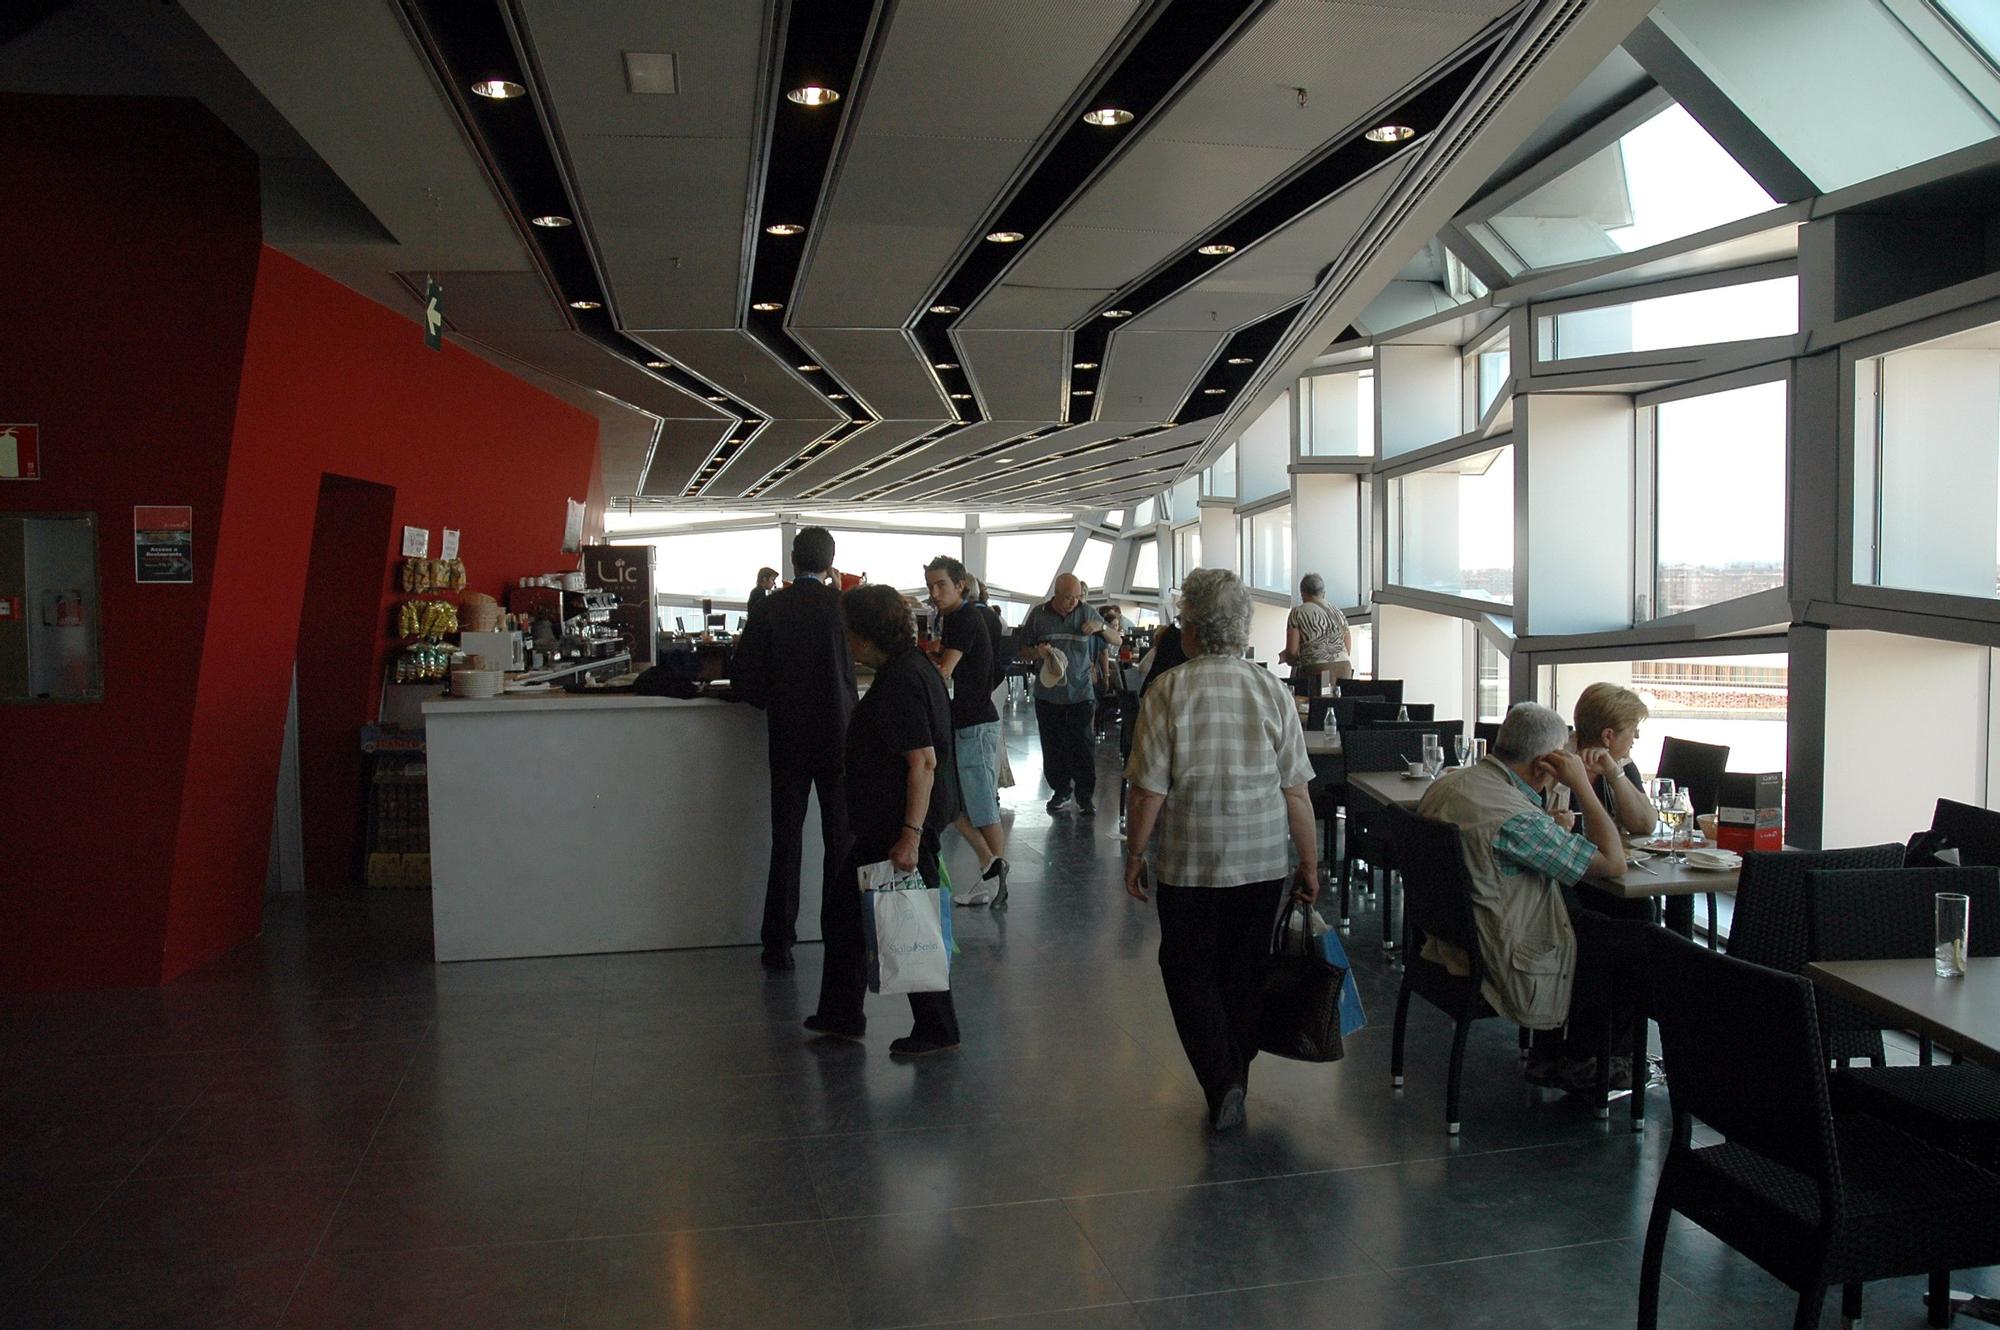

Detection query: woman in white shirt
xmin=1123 ymin=569 xmax=1319 ymax=1132
xmin=1278 ymin=573 xmax=1351 ymax=697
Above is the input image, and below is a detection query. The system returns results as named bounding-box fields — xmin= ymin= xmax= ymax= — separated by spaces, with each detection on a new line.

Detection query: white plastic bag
xmin=859 ymin=860 xmax=952 ymax=994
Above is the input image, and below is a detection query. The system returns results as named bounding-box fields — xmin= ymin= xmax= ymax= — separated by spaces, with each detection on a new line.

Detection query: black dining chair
xmin=1339 ymin=678 xmax=1403 ymax=708
xmin=1807 ymin=865 xmax=2000 ymax=1175
xmin=1359 ymin=702 xmax=1434 ymax=724
xmin=1338 ymin=727 xmax=1442 ymax=954
xmin=1930 ymin=797 xmax=2000 ymax=869
xmin=1385 ymin=807 xmax=1642 ymax=1134
xmin=1637 ymin=930 xmax=2000 ymax=1330
xmin=1473 ymin=720 xmax=1500 ymax=750
xmin=1655 ymin=736 xmax=1729 ymax=818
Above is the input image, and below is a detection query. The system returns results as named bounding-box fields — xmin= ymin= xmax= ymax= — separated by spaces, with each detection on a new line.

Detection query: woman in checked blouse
xmin=1122 ymin=568 xmax=1320 ymax=1132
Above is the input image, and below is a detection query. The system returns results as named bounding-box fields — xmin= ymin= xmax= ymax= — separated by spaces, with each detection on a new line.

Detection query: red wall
xmin=0 ymin=95 xmax=602 ymax=990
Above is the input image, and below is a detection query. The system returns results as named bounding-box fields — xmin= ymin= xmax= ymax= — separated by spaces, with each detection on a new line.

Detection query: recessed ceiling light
xmin=929 ymin=303 xmax=960 ymax=315
xmin=1227 ymin=356 xmax=1253 ymax=365
xmin=765 ymin=223 xmax=805 ymax=236
xmin=797 ymin=363 xmax=820 ymax=372
xmin=1365 ymin=124 xmax=1417 ymax=143
xmin=1082 ymin=108 xmax=1134 ymax=126
xmin=932 ymin=361 xmax=958 ymax=370
xmin=1073 ymin=361 xmax=1098 ymax=370
xmin=829 ymin=393 xmax=849 ymax=400
xmin=751 ymin=301 xmax=782 ymax=312
xmin=1072 ymin=389 xmax=1094 ymax=396
xmin=1203 ymin=387 xmax=1226 ymax=395
xmin=787 ymin=85 xmax=840 ymax=106
xmin=569 ymin=299 xmax=602 ymax=310
xmin=950 ymin=393 xmax=972 ymax=400
xmin=986 ymin=230 xmax=1025 ymax=243
xmin=471 ymin=79 xmax=526 ymax=99
xmin=1101 ymin=309 xmax=1132 ymax=319
xmin=705 ymin=394 xmax=727 ymax=402
xmin=1197 ymin=243 xmax=1236 ymax=256
xmin=644 ymin=359 xmax=669 ymax=368
xmin=531 ymin=214 xmax=572 ymax=228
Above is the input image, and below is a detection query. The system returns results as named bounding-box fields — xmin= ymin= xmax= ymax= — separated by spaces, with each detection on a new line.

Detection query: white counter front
xmin=423 ymin=693 xmax=823 ymax=961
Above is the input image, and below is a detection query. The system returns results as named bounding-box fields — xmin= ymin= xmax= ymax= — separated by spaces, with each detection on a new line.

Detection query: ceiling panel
xmin=634 ymin=330 xmax=842 ymax=421
xmin=790 ymin=328 xmax=949 ymax=419
xmin=1096 ymin=329 xmax=1228 ymax=420
xmin=959 ymin=284 xmax=1117 ymax=331
xmin=707 ymin=418 xmax=836 ymax=496
xmin=819 ymin=421 xmax=1039 ymax=500
xmin=1130 ymin=164 xmax=1403 ymax=331
xmin=792 ymin=0 xmax=1140 ymax=327
xmin=639 ymin=418 xmax=738 ymax=495
xmin=518 ymin=0 xmax=764 ymax=329
xmin=954 ymin=330 xmax=1068 ymax=421
xmin=761 ymin=420 xmax=950 ymax=500
xmin=898 ymin=421 xmax=1132 ymax=499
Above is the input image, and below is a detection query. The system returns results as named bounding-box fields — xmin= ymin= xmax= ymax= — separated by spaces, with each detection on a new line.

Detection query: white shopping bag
xmin=859 ymin=860 xmax=952 ymax=994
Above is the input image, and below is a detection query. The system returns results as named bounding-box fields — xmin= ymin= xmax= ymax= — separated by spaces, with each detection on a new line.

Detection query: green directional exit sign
xmin=424 ymin=278 xmax=444 ymax=350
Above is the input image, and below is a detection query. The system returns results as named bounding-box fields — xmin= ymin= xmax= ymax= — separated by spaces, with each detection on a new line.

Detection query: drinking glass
xmin=1670 ymin=789 xmax=1694 ymax=864
xmin=1454 ymin=735 xmax=1471 ymax=768
xmin=1472 ymin=738 xmax=1488 ymax=763
xmin=1937 ymin=892 xmax=1971 ymax=979
xmin=1421 ymin=733 xmax=1443 ymax=778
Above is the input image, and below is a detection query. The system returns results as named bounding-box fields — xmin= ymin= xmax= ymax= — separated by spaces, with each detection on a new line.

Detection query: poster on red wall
xmin=134 ymin=505 xmax=194 ymax=584
xmin=0 ymin=424 xmax=40 ymax=479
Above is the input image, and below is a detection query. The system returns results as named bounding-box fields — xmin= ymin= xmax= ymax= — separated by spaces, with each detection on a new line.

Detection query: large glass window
xmin=1653 ymin=379 xmax=1787 ymax=617
xmin=1347 ymin=621 xmax=1373 ymax=680
xmin=978 ymin=511 xmax=1072 ymax=528
xmin=1072 ymin=535 xmax=1113 ymax=590
xmin=1132 ymin=498 xmax=1157 ymax=527
xmin=1548 ymin=651 xmax=1790 ymax=782
xmin=802 ymin=509 xmax=967 ymax=529
xmin=1304 ymin=371 xmax=1375 ymax=456
xmin=1476 ymin=343 xmax=1510 ymax=420
xmin=1131 ymin=537 xmax=1160 ymax=591
xmin=1248 ymin=507 xmax=1293 ymax=594
xmin=1856 ymin=326 xmax=2000 ymax=601
xmin=1467 ymin=103 xmax=1779 ymax=275
xmin=1536 ymin=276 xmax=1798 ymax=362
xmin=1174 ymin=524 xmax=1203 ymax=583
xmin=606 ymin=509 xmax=772 ymax=533
xmin=984 ymin=530 xmax=1070 ymax=597
xmin=642 ymin=527 xmax=785 ymax=600
xmin=828 ymin=528 xmax=961 ymax=590
xmin=1937 ymin=0 xmax=2000 ymax=67
xmin=1388 ymin=445 xmax=1514 ymax=604
xmin=1207 ymin=444 xmax=1238 ymax=498
xmin=1476 ymin=634 xmax=1507 ymax=723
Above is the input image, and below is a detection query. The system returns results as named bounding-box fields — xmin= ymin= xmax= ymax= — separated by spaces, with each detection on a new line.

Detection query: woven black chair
xmin=1656 ymin=736 xmax=1729 ymax=819
xmin=1931 ymin=798 xmax=2000 ymax=869
xmin=1473 ymin=720 xmax=1500 ymax=749
xmin=1637 ymin=931 xmax=2000 ymax=1330
xmin=1726 ymin=844 xmax=1906 ymax=1066
xmin=1386 ymin=807 xmax=1642 ymax=1134
xmin=1340 ymin=678 xmax=1403 ymax=708
xmin=1338 ymin=728 xmax=1442 ymax=954
xmin=1808 ymin=865 xmax=2000 ymax=1176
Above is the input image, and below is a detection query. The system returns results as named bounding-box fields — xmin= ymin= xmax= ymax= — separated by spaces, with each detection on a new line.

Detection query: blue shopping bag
xmin=1284 ymin=906 xmax=1366 ymax=1039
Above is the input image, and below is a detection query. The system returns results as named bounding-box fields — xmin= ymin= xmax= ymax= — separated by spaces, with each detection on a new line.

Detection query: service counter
xmin=422 ymin=693 xmax=823 ymax=962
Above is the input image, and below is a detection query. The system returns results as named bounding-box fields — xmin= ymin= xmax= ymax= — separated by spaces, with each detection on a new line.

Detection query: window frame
xmin=1526 ymin=260 xmax=1803 ymax=377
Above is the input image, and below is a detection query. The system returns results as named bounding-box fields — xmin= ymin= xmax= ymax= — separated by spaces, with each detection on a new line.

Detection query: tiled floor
xmin=3 ymin=700 xmax=1995 ymax=1327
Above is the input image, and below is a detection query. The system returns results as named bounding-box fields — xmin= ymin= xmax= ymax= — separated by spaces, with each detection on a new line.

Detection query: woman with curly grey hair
xmin=1122 ymin=568 xmax=1319 ymax=1131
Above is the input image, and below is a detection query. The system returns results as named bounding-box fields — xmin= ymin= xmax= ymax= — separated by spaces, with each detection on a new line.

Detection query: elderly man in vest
xmin=1417 ymin=700 xmax=1651 ymax=1095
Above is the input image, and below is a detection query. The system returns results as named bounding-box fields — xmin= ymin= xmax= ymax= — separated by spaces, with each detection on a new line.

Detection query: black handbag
xmin=1257 ymin=899 xmax=1346 ymax=1063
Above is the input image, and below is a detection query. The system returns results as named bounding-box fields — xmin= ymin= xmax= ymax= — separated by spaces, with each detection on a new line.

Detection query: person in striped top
xmin=1123 ymin=568 xmax=1319 ymax=1132
xmin=1278 ymin=573 xmax=1351 ymax=697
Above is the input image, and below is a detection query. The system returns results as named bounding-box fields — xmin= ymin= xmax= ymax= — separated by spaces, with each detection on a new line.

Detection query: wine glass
xmin=1454 ymin=735 xmax=1471 ymax=768
xmin=1671 ymin=789 xmax=1695 ymax=864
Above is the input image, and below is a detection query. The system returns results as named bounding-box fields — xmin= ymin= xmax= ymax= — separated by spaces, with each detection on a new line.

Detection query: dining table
xmin=1806 ymin=957 xmax=2000 ymax=1072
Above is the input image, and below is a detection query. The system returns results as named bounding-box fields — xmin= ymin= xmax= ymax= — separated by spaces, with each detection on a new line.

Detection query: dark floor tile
xmin=1132 ymin=1268 xmax=1413 ymax=1330
xmin=0 ymin=1099 xmax=189 ymax=1184
xmin=7 ymin=1254 xmax=306 ymax=1330
xmin=367 ymin=1036 xmax=593 ymax=1162
xmin=584 ymin=1066 xmax=804 ymax=1147
xmin=1396 ymin=1238 xmax=1780 ymax=1330
xmin=0 ymin=1179 xmax=114 ymax=1286
xmin=1063 ymin=1172 xmax=1381 ymax=1302
xmin=806 ymin=1123 xmax=1062 ymax=1218
xmin=323 ymin=1151 xmax=584 ymax=1253
xmin=933 ymin=1308 xmax=1146 ymax=1330
xmin=824 ymin=1200 xmax=1123 ymax=1327
xmin=279 ymin=1241 xmax=576 ymax=1329
xmin=577 ymin=1137 xmax=819 ymax=1236
xmin=567 ymin=1221 xmax=854 ymax=1330
xmin=35 ymin=1167 xmax=350 ymax=1285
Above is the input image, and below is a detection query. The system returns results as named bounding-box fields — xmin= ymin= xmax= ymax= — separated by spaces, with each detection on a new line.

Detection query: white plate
xmin=1625 ymin=850 xmax=1652 ymax=865
xmin=1401 ymin=771 xmax=1431 ymax=780
xmin=1683 ymin=852 xmax=1742 ymax=872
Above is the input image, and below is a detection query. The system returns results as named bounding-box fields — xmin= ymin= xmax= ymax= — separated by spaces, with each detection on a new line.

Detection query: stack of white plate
xmin=450 ymin=669 xmax=505 ymax=699
xmin=1683 ymin=848 xmax=1742 ymax=872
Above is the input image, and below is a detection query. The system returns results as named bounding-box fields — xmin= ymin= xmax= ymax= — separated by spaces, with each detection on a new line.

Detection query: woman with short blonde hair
xmin=1571 ymin=682 xmax=1653 ymax=837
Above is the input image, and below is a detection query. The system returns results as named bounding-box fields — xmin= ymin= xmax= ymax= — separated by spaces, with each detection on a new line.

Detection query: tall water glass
xmin=1455 ymin=735 xmax=1471 ymax=768
xmin=1671 ymin=789 xmax=1694 ymax=865
xmin=1472 ymin=738 xmax=1488 ymax=763
xmin=1937 ymin=892 xmax=1971 ymax=979
xmin=1422 ymin=733 xmax=1443 ymax=778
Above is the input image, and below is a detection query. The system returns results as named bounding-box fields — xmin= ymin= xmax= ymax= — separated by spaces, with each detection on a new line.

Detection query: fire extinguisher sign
xmin=0 ymin=424 xmax=40 ymax=479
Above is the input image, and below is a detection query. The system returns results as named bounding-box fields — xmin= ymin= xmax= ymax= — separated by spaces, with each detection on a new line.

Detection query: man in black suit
xmin=733 ymin=527 xmax=855 ymax=970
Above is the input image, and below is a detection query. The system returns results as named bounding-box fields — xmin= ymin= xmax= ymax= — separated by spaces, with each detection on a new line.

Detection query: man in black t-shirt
xmin=925 ymin=557 xmax=1008 ymax=907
